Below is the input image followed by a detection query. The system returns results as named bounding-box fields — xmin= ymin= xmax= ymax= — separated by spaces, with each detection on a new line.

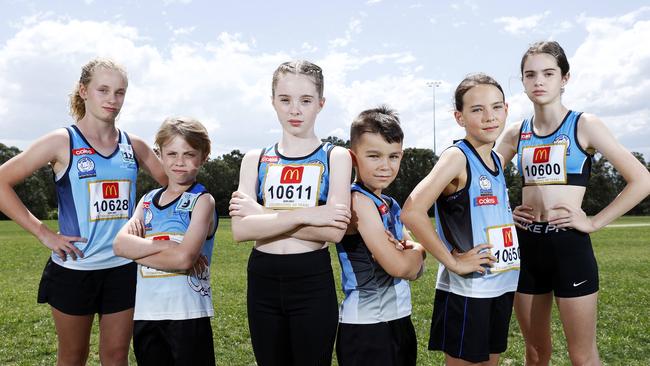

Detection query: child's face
xmin=522 ymin=53 xmax=568 ymax=105
xmin=351 ymin=132 xmax=403 ymax=195
xmin=272 ymin=73 xmax=324 ymax=137
xmin=160 ymin=135 xmax=204 ymax=186
xmin=455 ymin=84 xmax=507 ymax=145
xmin=79 ymin=68 xmax=127 ymax=123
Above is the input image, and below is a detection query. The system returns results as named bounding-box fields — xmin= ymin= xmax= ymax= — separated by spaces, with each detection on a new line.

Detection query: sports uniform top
xmin=336 ymin=183 xmax=412 ymax=324
xmin=517 ymin=110 xmax=592 ymax=187
xmin=54 ymin=125 xmax=137 ymax=270
xmin=256 ymin=142 xmax=334 ymax=209
xmin=435 ymin=140 xmax=519 ymax=298
xmin=134 ymin=183 xmax=218 ymax=321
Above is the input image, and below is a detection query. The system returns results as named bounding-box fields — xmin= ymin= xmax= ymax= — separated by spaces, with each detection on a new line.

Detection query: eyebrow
xmin=276 ymin=94 xmax=315 ymax=98
xmin=524 ymin=68 xmax=558 ymax=73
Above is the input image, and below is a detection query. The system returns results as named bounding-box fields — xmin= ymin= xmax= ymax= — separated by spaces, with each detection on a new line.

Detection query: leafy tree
xmin=0 ymin=143 xmax=52 ymax=219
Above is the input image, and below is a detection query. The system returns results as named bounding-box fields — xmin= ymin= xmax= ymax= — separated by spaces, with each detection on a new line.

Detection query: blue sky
xmin=1 ymin=0 xmax=649 ymax=159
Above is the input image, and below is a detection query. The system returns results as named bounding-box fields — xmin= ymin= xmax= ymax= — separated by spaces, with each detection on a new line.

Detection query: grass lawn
xmin=0 ymin=217 xmax=648 ymax=365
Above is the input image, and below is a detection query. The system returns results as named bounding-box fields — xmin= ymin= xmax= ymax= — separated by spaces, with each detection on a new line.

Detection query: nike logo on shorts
xmin=573 ymin=280 xmax=588 ymax=287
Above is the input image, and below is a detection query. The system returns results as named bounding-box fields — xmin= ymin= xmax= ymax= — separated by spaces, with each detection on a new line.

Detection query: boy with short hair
xmin=335 ymin=105 xmax=426 ymax=366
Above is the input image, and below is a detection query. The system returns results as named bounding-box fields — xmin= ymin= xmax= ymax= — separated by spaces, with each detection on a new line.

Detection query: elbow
xmin=175 ymin=252 xmax=196 ymax=271
xmin=231 ymin=227 xmax=253 ymax=243
xmin=400 ymin=210 xmax=415 ymax=228
xmin=325 ymin=226 xmax=347 ymax=244
xmin=113 ymin=236 xmax=126 ymax=258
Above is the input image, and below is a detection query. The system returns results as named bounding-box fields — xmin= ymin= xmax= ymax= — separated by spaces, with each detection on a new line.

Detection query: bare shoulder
xmin=330 ymin=145 xmax=352 ymax=162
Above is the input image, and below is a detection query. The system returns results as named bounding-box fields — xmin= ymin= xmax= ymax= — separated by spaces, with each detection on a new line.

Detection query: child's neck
xmin=533 ymin=101 xmax=569 ymax=134
xmin=160 ymin=180 xmax=195 ymax=205
xmin=279 ymin=132 xmax=320 ymax=157
xmin=464 ymin=138 xmax=495 ymax=170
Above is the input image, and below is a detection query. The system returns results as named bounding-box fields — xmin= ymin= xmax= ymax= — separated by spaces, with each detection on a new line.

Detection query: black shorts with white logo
xmin=133 ymin=317 xmax=215 ymax=366
xmin=37 ymin=258 xmax=136 ymax=315
xmin=336 ymin=315 xmax=417 ymax=366
xmin=517 ymin=222 xmax=599 ymax=298
xmin=429 ymin=290 xmax=514 ymax=363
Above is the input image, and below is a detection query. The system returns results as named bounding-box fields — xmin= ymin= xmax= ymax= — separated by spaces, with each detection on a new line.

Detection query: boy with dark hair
xmin=335 ymin=105 xmax=426 ymax=366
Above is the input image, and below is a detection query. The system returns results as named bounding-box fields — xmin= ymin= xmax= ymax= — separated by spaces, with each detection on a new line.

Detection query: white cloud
xmin=171 ymin=25 xmax=196 ymax=36
xmin=329 ymin=17 xmax=363 ymax=48
xmin=495 ymin=11 xmax=550 ymax=35
xmin=163 ymin=0 xmax=192 ymax=5
xmin=563 ymin=7 xmax=650 ymax=156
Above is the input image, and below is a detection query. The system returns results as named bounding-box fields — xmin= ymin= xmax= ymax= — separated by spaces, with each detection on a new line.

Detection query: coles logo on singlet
xmin=280 ymin=166 xmax=304 ymax=184
xmin=520 ymin=132 xmax=533 ymax=140
xmin=476 ymin=196 xmax=498 ymax=206
xmin=261 ymin=155 xmax=279 ymax=163
xmin=153 ymin=235 xmax=170 ymax=241
xmin=73 ymin=148 xmax=95 ymax=156
xmin=378 ymin=204 xmax=388 ymax=214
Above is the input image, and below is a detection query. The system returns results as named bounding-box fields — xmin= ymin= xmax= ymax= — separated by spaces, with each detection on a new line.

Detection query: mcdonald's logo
xmin=280 ymin=166 xmax=304 ymax=184
xmin=153 ymin=235 xmax=170 ymax=241
xmin=102 ymin=182 xmax=119 ymax=199
xmin=533 ymin=147 xmax=550 ymax=163
xmin=502 ymin=227 xmax=513 ymax=247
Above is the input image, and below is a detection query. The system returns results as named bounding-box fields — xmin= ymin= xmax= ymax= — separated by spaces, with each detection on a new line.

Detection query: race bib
xmin=486 ymin=224 xmax=520 ymax=273
xmin=262 ymin=164 xmax=323 ymax=209
xmin=140 ymin=234 xmax=185 ymax=278
xmin=88 ymin=180 xmax=131 ymax=221
xmin=521 ymin=144 xmax=567 ymax=185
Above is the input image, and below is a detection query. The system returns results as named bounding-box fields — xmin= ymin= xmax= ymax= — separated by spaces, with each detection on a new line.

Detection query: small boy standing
xmin=336 ymin=105 xmax=426 ymax=366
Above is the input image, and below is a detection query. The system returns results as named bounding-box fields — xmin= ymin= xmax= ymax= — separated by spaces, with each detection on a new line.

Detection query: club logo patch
xmin=77 ymin=157 xmax=96 ymax=179
xmin=553 ymin=134 xmax=571 ymax=155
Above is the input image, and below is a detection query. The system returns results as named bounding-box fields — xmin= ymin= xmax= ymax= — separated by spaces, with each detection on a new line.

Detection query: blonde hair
xmin=155 ymin=117 xmax=211 ymax=161
xmin=69 ymin=58 xmax=128 ymax=121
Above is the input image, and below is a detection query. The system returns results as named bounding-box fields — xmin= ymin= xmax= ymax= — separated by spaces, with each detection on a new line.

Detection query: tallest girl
xmin=230 ymin=60 xmax=352 ymax=365
xmin=497 ymin=41 xmax=650 ymax=365
xmin=0 ymin=59 xmax=166 ymax=365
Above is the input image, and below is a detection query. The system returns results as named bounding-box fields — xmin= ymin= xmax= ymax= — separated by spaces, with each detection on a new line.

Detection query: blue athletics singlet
xmin=435 ymin=140 xmax=519 ymax=298
xmin=336 ymin=183 xmax=412 ymax=324
xmin=256 ymin=142 xmax=333 ymax=209
xmin=54 ymin=125 xmax=137 ymax=270
xmin=134 ymin=183 xmax=218 ymax=320
xmin=517 ymin=110 xmax=592 ymax=187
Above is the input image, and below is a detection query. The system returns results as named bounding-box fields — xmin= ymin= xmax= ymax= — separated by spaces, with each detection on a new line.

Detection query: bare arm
xmin=401 ymin=148 xmax=494 ymax=275
xmin=113 ymin=198 xmax=175 ymax=260
xmin=130 ymin=134 xmax=168 ymax=186
xmin=287 ymin=146 xmax=353 ymax=243
xmin=230 ymin=148 xmax=351 ymax=242
xmin=353 ymin=193 xmax=423 ymax=280
xmin=135 ymin=194 xmax=216 ymax=271
xmin=495 ymin=120 xmax=522 ymax=169
xmin=549 ymin=114 xmax=650 ymax=231
xmin=0 ymin=129 xmax=85 ymax=260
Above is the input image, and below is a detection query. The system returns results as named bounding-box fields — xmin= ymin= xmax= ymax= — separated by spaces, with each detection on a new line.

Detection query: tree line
xmin=1 ymin=139 xmax=649 ymax=220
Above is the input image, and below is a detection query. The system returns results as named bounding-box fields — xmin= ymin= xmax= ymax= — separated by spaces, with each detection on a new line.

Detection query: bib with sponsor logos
xmin=257 ymin=142 xmax=333 ymax=209
xmin=434 ymin=139 xmax=519 ymax=298
xmin=134 ymin=183 xmax=218 ymax=321
xmin=520 ymin=143 xmax=568 ymax=185
xmin=262 ymin=164 xmax=324 ymax=208
xmin=485 ymin=224 xmax=520 ymax=273
xmin=517 ymin=110 xmax=592 ymax=187
xmin=53 ymin=125 xmax=137 ymax=270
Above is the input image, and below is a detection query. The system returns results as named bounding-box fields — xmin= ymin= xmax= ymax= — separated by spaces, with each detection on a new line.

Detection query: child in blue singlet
xmin=335 ymin=105 xmax=426 ymax=366
xmin=0 ymin=58 xmax=166 ymax=365
xmin=114 ymin=117 xmax=217 ymax=366
xmin=402 ymin=74 xmax=519 ymax=365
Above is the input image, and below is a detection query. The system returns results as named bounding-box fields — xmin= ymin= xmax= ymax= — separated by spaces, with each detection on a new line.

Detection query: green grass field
xmin=0 ymin=218 xmax=648 ymax=365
